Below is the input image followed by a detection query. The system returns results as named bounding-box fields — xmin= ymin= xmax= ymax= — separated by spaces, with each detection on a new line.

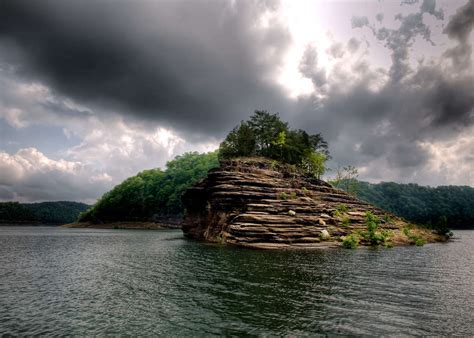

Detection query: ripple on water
xmin=0 ymin=227 xmax=473 ymax=336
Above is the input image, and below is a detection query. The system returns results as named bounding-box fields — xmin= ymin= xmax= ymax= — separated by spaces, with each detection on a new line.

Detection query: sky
xmin=0 ymin=0 xmax=473 ymax=203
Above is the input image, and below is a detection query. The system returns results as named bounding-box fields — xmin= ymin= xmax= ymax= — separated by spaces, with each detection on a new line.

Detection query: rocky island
xmin=182 ymin=158 xmax=447 ymax=249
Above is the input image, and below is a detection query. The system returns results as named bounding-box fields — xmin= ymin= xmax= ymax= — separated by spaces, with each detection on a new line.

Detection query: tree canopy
xmin=335 ymin=181 xmax=474 ymax=229
xmin=0 ymin=201 xmax=90 ymax=224
xmin=219 ymin=110 xmax=329 ymax=178
xmin=79 ymin=151 xmax=219 ymax=223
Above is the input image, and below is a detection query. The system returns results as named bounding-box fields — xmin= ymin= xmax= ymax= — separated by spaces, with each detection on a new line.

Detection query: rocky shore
xmin=182 ymin=158 xmax=447 ymax=249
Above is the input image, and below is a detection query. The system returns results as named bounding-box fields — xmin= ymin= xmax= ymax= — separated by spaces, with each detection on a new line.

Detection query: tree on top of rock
xmin=219 ymin=110 xmax=330 ymax=178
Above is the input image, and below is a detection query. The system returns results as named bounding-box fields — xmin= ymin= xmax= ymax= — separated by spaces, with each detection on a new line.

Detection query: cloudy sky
xmin=0 ymin=0 xmax=473 ymax=203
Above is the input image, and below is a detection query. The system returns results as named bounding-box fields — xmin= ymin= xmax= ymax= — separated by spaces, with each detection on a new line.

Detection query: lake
xmin=0 ymin=226 xmax=473 ymax=336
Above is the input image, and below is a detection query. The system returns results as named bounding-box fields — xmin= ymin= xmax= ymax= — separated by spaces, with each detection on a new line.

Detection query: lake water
xmin=0 ymin=226 xmax=473 ymax=336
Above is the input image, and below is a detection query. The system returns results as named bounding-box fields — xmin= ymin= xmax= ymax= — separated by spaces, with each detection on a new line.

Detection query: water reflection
xmin=0 ymin=227 xmax=472 ymax=336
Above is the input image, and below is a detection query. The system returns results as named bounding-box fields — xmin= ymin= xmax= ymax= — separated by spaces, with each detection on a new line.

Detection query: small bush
xmin=415 ymin=238 xmax=426 ymax=246
xmin=403 ymin=225 xmax=413 ymax=237
xmin=290 ymin=191 xmax=297 ymax=199
xmin=337 ymin=204 xmax=349 ymax=213
xmin=342 ymin=234 xmax=359 ymax=249
xmin=270 ymin=160 xmax=278 ymax=171
xmin=341 ymin=216 xmax=350 ymax=227
xmin=403 ymin=225 xmax=426 ymax=246
xmin=359 ymin=211 xmax=392 ymax=246
xmin=332 ymin=210 xmax=342 ymax=218
xmin=383 ymin=214 xmax=393 ymax=223
xmin=278 ymin=192 xmax=288 ymax=200
xmin=301 ymin=187 xmax=308 ymax=195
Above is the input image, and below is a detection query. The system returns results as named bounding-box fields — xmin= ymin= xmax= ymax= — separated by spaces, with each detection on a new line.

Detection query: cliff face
xmin=182 ymin=158 xmax=436 ymax=249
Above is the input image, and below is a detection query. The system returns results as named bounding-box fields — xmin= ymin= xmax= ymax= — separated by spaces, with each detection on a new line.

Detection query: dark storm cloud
xmin=299 ymin=45 xmax=327 ymax=89
xmin=375 ymin=9 xmax=435 ymax=82
xmin=443 ymin=0 xmax=474 ymax=71
xmin=296 ymin=0 xmax=474 ymax=175
xmin=0 ymin=0 xmax=473 ymax=192
xmin=444 ymin=0 xmax=474 ymax=40
xmin=0 ymin=0 xmax=292 ymax=137
xmin=420 ymin=0 xmax=444 ymax=19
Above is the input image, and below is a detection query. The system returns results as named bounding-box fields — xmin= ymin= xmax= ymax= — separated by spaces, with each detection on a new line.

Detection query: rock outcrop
xmin=182 ymin=158 xmax=440 ymax=249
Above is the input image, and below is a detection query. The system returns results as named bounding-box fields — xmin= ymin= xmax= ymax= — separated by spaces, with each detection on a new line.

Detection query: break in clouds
xmin=0 ymin=0 xmax=473 ymax=202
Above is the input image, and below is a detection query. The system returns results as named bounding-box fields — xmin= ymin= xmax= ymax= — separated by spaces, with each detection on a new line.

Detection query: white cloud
xmin=0 ymin=148 xmax=113 ymax=203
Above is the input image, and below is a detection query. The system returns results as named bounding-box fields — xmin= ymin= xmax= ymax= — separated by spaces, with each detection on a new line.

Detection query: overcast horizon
xmin=0 ymin=0 xmax=473 ymax=203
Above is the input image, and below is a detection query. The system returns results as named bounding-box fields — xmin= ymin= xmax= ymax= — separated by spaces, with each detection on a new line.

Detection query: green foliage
xmin=332 ymin=210 xmax=342 ymax=218
xmin=79 ymin=151 xmax=219 ymax=222
xmin=278 ymin=192 xmax=288 ymax=200
xmin=301 ymin=187 xmax=308 ymax=195
xmin=341 ymin=216 xmax=351 ymax=227
xmin=218 ymin=110 xmax=329 ymax=176
xmin=0 ymin=201 xmax=89 ymax=224
xmin=270 ymin=160 xmax=278 ymax=171
xmin=352 ymin=181 xmax=474 ymax=230
xmin=0 ymin=202 xmax=37 ymax=222
xmin=434 ymin=215 xmax=450 ymax=235
xmin=218 ymin=121 xmax=256 ymax=159
xmin=337 ymin=204 xmax=349 ymax=213
xmin=403 ymin=225 xmax=413 ymax=237
xmin=342 ymin=234 xmax=359 ymax=249
xmin=415 ymin=238 xmax=426 ymax=246
xmin=300 ymin=151 xmax=326 ymax=179
xmin=290 ymin=191 xmax=297 ymax=199
xmin=403 ymin=225 xmax=426 ymax=246
xmin=26 ymin=202 xmax=90 ymax=224
xmin=383 ymin=214 xmax=393 ymax=223
xmin=359 ymin=211 xmax=392 ymax=246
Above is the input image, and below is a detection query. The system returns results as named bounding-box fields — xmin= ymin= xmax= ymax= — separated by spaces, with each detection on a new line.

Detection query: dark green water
xmin=0 ymin=226 xmax=473 ymax=336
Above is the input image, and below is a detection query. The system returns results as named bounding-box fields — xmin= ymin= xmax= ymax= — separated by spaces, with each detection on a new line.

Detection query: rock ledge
xmin=182 ymin=158 xmax=441 ymax=249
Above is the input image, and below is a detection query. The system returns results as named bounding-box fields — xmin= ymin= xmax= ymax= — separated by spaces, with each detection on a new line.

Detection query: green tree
xmin=219 ymin=121 xmax=256 ymax=159
xmin=219 ymin=110 xmax=330 ymax=171
xmin=248 ymin=110 xmax=288 ymax=157
xmin=301 ymin=151 xmax=326 ymax=179
xmin=79 ymin=151 xmax=219 ymax=223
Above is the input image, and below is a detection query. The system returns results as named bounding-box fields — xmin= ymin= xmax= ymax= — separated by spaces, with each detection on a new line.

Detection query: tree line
xmin=355 ymin=181 xmax=474 ymax=229
xmin=0 ymin=201 xmax=90 ymax=224
xmin=78 ymin=151 xmax=219 ymax=223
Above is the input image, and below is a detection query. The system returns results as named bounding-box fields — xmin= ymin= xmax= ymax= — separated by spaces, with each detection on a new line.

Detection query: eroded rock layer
xmin=182 ymin=158 xmax=407 ymax=249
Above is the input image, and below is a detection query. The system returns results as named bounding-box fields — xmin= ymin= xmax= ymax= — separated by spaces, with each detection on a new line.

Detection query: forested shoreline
xmin=0 ymin=201 xmax=90 ymax=225
xmin=355 ymin=182 xmax=474 ymax=229
xmin=2 ymin=165 xmax=473 ymax=229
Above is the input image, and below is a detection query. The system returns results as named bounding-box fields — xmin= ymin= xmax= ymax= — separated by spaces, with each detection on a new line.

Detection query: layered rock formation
xmin=182 ymin=158 xmax=436 ymax=249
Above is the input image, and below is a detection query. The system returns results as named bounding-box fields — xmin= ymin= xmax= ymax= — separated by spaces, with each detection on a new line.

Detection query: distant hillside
xmin=354 ymin=182 xmax=474 ymax=229
xmin=0 ymin=201 xmax=90 ymax=225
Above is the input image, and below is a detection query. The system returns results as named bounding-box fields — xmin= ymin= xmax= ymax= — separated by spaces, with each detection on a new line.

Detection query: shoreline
xmin=62 ymin=221 xmax=181 ymax=230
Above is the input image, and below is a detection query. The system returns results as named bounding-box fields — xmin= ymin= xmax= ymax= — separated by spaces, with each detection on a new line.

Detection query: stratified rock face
xmin=182 ymin=158 xmax=406 ymax=249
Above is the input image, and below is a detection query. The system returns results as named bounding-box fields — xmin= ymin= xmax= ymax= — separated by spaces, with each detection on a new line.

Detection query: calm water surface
xmin=0 ymin=226 xmax=473 ymax=336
